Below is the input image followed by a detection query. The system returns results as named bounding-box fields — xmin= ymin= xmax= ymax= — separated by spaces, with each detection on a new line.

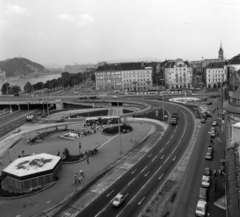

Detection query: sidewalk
xmin=0 ymin=119 xmax=165 ymax=217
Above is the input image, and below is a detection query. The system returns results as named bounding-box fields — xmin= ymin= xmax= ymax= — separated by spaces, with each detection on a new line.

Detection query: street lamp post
xmin=160 ymin=79 xmax=165 ymax=120
xmin=117 ymin=92 xmax=122 ymax=154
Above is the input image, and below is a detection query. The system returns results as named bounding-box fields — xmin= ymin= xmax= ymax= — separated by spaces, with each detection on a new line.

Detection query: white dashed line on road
xmin=128 ymin=178 xmax=135 ymax=186
xmin=141 ymin=166 xmax=147 ymax=173
xmin=161 ymin=155 xmax=165 ymax=159
xmin=151 ymin=156 xmax=157 ymax=162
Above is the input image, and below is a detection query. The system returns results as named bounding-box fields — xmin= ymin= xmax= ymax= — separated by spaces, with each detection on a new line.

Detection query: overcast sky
xmin=0 ymin=0 xmax=240 ymax=66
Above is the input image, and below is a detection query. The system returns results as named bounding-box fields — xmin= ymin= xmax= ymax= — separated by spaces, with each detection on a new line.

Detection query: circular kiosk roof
xmin=3 ymin=153 xmax=61 ymax=178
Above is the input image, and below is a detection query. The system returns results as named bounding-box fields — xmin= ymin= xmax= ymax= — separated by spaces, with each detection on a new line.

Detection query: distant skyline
xmin=1 ymin=0 xmax=240 ymax=66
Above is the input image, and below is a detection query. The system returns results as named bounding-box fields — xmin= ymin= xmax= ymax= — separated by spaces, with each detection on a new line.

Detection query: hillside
xmin=0 ymin=57 xmax=48 ymax=77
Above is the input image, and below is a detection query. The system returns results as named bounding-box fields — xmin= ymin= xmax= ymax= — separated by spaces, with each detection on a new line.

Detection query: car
xmin=202 ymin=175 xmax=210 ymax=188
xmin=212 ymin=121 xmax=218 ymax=126
xmin=14 ymin=128 xmax=21 ymax=133
xmin=206 ymin=102 xmax=212 ymax=105
xmin=112 ymin=193 xmax=126 ymax=207
xmin=204 ymin=167 xmax=211 ymax=176
xmin=195 ymin=199 xmax=207 ymax=216
xmin=205 ymin=151 xmax=212 ymax=160
xmin=210 ymin=132 xmax=216 ymax=138
xmin=201 ymin=119 xmax=206 ymax=123
xmin=207 ymin=145 xmax=213 ymax=153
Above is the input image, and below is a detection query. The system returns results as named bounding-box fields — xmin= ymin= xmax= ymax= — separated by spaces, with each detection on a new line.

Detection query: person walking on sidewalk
xmin=80 ymin=169 xmax=84 ymax=178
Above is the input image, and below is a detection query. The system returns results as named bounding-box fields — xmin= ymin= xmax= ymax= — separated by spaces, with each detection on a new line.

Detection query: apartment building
xmin=205 ymin=62 xmax=226 ymax=88
xmin=95 ymin=62 xmax=153 ymax=91
xmin=163 ymin=59 xmax=193 ymax=89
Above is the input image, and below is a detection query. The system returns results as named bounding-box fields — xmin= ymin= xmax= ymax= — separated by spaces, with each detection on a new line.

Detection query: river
xmin=0 ymin=73 xmax=62 ymax=94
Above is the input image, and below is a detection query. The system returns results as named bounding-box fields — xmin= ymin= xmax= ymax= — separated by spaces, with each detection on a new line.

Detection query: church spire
xmin=218 ymin=40 xmax=224 ymax=60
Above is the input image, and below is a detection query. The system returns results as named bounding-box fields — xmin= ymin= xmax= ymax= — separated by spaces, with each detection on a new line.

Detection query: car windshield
xmin=114 ymin=198 xmax=120 ymax=202
xmin=197 ymin=207 xmax=204 ymax=212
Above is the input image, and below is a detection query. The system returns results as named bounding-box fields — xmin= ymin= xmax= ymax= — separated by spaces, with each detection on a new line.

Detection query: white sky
xmin=0 ymin=0 xmax=240 ymax=66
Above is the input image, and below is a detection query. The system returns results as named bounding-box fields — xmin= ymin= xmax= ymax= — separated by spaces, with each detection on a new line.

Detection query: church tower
xmin=218 ymin=41 xmax=224 ymax=60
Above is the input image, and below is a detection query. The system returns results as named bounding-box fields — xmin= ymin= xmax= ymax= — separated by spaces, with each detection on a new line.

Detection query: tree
xmin=1 ymin=83 xmax=10 ymax=95
xmin=33 ymin=82 xmax=44 ymax=90
xmin=11 ymin=85 xmax=21 ymax=94
xmin=24 ymin=81 xmax=33 ymax=93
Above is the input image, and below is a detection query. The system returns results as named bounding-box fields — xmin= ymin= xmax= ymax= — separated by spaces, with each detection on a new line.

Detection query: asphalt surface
xmin=58 ymin=101 xmax=195 ymax=217
xmin=171 ymin=98 xmax=226 ymax=217
xmin=0 ymin=110 xmax=30 ymax=138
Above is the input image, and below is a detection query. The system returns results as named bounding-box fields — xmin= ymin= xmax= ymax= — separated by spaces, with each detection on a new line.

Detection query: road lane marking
xmin=151 ymin=156 xmax=157 ymax=162
xmin=138 ymin=197 xmax=145 ymax=205
xmin=159 ymin=174 xmax=164 ymax=180
xmin=131 ymin=169 xmax=137 ymax=174
xmin=161 ymin=155 xmax=164 ymax=159
xmin=166 ymin=141 xmax=169 ymax=145
xmin=148 ymin=153 xmax=152 ymax=158
xmin=141 ymin=166 xmax=147 ymax=173
xmin=172 ymin=156 xmax=176 ymax=161
xmin=159 ymin=148 xmax=164 ymax=153
xmin=144 ymin=171 xmax=150 ymax=177
xmin=128 ymin=178 xmax=135 ymax=186
xmin=106 ymin=190 xmax=115 ymax=197
xmin=170 ymin=135 xmax=173 ymax=138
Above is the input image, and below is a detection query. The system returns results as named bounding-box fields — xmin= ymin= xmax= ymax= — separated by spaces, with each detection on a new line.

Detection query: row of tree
xmin=1 ymin=71 xmax=96 ymax=95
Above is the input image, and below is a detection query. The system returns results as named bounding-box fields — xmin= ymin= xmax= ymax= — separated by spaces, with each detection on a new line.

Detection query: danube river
xmin=0 ymin=73 xmax=62 ymax=94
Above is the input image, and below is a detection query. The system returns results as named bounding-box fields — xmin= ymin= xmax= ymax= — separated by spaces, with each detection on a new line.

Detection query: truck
xmin=170 ymin=113 xmax=178 ymax=125
xmin=112 ymin=193 xmax=126 ymax=207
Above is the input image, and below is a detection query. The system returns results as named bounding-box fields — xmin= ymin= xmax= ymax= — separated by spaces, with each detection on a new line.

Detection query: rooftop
xmin=3 ymin=153 xmax=61 ymax=177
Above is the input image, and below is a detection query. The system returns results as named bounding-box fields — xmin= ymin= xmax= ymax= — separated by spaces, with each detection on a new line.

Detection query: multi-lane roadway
xmin=53 ymin=100 xmax=195 ymax=217
xmin=0 ymin=110 xmax=32 ymax=138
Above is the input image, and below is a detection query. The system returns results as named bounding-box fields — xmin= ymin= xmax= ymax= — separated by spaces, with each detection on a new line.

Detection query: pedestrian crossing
xmin=120 ymin=163 xmax=134 ymax=170
xmin=91 ymin=183 xmax=108 ymax=194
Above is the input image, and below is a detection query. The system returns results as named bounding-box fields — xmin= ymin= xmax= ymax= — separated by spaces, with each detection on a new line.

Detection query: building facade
xmin=222 ymin=54 xmax=240 ymax=217
xmin=95 ymin=62 xmax=153 ymax=91
xmin=205 ymin=62 xmax=226 ymax=88
xmin=164 ymin=59 xmax=193 ymax=89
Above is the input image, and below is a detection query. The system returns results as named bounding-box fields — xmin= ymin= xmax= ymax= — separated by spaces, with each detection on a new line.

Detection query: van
xmin=199 ymin=187 xmax=208 ymax=201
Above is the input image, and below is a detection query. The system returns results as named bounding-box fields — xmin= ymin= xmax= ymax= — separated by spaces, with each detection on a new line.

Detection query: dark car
xmin=204 ymin=167 xmax=211 ymax=176
xmin=206 ymin=102 xmax=212 ymax=105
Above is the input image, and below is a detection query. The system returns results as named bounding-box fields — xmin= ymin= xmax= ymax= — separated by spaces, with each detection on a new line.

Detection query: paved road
xmin=0 ymin=110 xmax=31 ymax=138
xmin=54 ymin=101 xmax=195 ymax=217
xmin=171 ymin=98 xmax=226 ymax=217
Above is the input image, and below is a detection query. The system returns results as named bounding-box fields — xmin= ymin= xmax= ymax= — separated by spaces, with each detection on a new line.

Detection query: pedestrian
xmin=87 ymin=157 xmax=89 ymax=164
xmin=80 ymin=169 xmax=84 ymax=178
xmin=218 ymin=169 xmax=221 ymax=175
xmin=78 ymin=176 xmax=82 ymax=184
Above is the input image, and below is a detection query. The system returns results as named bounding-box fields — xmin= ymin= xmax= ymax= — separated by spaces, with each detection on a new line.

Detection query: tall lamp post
xmin=117 ymin=91 xmax=122 ymax=154
xmin=159 ymin=78 xmax=165 ymax=120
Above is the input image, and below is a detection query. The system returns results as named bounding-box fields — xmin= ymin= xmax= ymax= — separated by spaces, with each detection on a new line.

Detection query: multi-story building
xmin=205 ymin=62 xmax=226 ymax=88
xmin=95 ymin=62 xmax=153 ymax=91
xmin=222 ymin=53 xmax=240 ymax=217
xmin=163 ymin=59 xmax=193 ymax=89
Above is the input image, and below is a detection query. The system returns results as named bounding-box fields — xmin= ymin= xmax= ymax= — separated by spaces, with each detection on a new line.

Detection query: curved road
xmin=55 ymin=100 xmax=196 ymax=217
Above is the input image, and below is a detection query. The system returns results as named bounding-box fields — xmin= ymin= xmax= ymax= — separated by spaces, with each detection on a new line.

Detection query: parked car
xmin=206 ymin=102 xmax=212 ymax=105
xmin=201 ymin=119 xmax=206 ymax=123
xmin=112 ymin=193 xmax=126 ymax=207
xmin=210 ymin=132 xmax=216 ymax=138
xmin=195 ymin=199 xmax=207 ymax=216
xmin=211 ymin=127 xmax=216 ymax=133
xmin=205 ymin=151 xmax=212 ymax=160
xmin=199 ymin=187 xmax=209 ymax=201
xmin=202 ymin=175 xmax=210 ymax=188
xmin=212 ymin=121 xmax=218 ymax=126
xmin=204 ymin=167 xmax=211 ymax=176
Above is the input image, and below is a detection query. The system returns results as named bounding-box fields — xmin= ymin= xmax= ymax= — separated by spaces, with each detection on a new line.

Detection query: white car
xmin=202 ymin=175 xmax=210 ymax=188
xmin=212 ymin=121 xmax=218 ymax=126
xmin=112 ymin=193 xmax=126 ymax=207
xmin=14 ymin=128 xmax=21 ymax=133
xmin=195 ymin=199 xmax=207 ymax=216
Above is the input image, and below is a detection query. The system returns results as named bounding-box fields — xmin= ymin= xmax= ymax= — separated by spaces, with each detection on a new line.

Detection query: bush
xmin=102 ymin=124 xmax=133 ymax=135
